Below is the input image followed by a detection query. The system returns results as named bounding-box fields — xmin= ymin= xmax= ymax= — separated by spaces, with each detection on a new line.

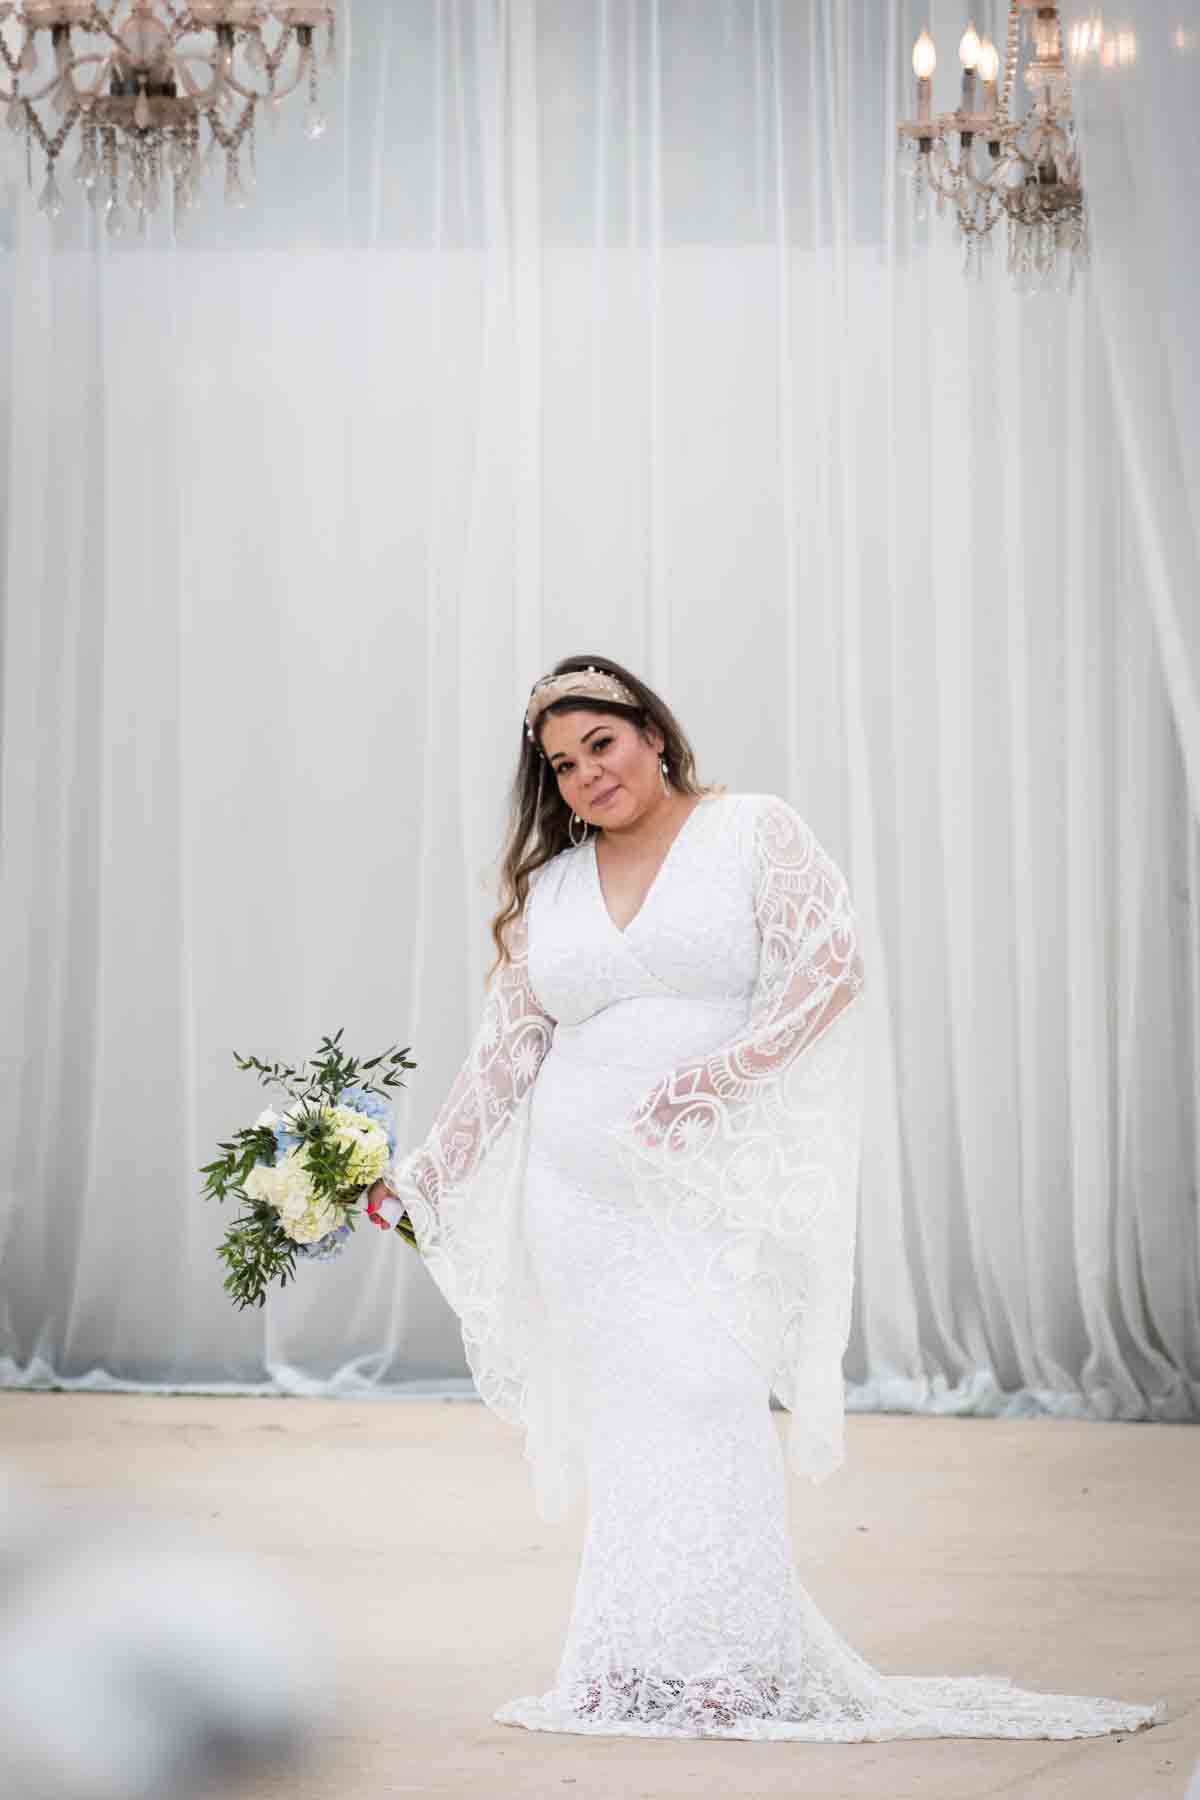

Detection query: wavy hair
xmin=486 ymin=653 xmax=724 ymax=983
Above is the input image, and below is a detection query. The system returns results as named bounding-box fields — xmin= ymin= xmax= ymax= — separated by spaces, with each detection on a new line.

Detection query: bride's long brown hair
xmin=486 ymin=653 xmax=724 ymax=983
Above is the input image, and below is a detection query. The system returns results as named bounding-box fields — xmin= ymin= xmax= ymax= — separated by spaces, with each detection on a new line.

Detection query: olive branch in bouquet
xmin=200 ymin=1029 xmax=418 ymax=1310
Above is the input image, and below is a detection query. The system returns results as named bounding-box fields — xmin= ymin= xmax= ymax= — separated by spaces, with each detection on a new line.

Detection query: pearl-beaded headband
xmin=524 ymin=666 xmax=640 ymax=745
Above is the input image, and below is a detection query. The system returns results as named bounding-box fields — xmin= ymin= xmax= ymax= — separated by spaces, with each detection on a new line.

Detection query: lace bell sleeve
xmin=607 ymin=793 xmax=867 ymax=1485
xmin=628 ymin=794 xmax=863 ymax=1141
xmin=371 ymin=878 xmax=556 ymax=1245
xmin=367 ymin=873 xmax=574 ymax=1512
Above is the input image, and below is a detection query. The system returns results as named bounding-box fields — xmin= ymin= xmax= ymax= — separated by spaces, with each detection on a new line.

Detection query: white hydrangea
xmin=244 ymin=1149 xmax=307 ymax=1218
xmin=282 ymin=1200 xmax=342 ymax=1245
xmin=243 ymin=1149 xmax=343 ymax=1245
xmin=326 ymin=1105 xmax=390 ymax=1188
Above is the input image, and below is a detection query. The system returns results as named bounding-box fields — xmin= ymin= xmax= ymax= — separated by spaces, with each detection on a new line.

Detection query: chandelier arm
xmin=974 ymin=168 xmax=1011 ymax=203
xmin=91 ymin=13 xmax=130 ymax=55
xmin=963 ymin=142 xmax=1023 ymax=194
xmin=22 ymin=96 xmax=82 ymax=160
xmin=205 ymin=95 xmax=253 ymax=153
xmin=923 ymin=149 xmax=1012 ymax=225
xmin=952 ymin=160 xmax=1000 ymax=199
xmin=969 ymin=192 xmax=1006 ymax=232
xmin=167 ymin=46 xmax=308 ymax=108
xmin=224 ymin=42 xmax=311 ymax=106
xmin=36 ymin=50 xmax=114 ymax=102
xmin=923 ymin=163 xmax=965 ymax=204
xmin=169 ymin=53 xmax=227 ymax=104
xmin=220 ymin=69 xmax=278 ymax=101
xmin=67 ymin=52 xmax=117 ymax=100
xmin=2 ymin=69 xmax=69 ymax=103
xmin=247 ymin=46 xmax=309 ymax=104
xmin=998 ymin=141 xmax=1037 ymax=179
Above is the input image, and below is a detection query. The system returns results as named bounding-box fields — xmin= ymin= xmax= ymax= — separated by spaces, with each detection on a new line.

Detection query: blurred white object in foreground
xmin=0 ymin=1466 xmax=329 ymax=1800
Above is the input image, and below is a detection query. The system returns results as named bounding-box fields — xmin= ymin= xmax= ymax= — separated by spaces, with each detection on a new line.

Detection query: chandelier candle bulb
xmin=977 ymin=36 xmax=999 ymax=116
xmin=912 ymin=28 xmax=936 ymax=127
xmin=958 ymin=19 xmax=980 ymax=119
xmin=912 ymin=26 xmax=937 ymax=79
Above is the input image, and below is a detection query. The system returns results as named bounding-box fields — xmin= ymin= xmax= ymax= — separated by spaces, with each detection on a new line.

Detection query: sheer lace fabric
xmin=377 ymin=792 xmax=1165 ymax=1742
xmin=381 ymin=882 xmax=555 ymax=1437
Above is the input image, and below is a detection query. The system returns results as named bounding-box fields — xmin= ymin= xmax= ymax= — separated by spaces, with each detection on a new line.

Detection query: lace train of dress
xmin=499 ymin=1136 xmax=1161 ymax=1740
xmin=379 ymin=791 xmax=1166 ymax=1743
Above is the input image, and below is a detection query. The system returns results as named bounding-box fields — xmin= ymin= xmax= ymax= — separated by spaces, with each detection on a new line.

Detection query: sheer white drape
xmin=1062 ymin=2 xmax=1200 ymax=811
xmin=1 ymin=1 xmax=1197 ymax=1424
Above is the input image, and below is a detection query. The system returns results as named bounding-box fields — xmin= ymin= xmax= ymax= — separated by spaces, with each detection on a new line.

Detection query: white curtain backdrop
xmin=1 ymin=0 xmax=1197 ymax=1425
xmin=1063 ymin=1 xmax=1200 ymax=820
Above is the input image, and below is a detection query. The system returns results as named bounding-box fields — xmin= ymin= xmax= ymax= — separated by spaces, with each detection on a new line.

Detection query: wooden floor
xmin=1 ymin=1393 xmax=1194 ymax=1799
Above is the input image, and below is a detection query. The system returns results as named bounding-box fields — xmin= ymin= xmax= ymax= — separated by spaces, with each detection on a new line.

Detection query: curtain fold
xmin=1063 ymin=1 xmax=1200 ymax=820
xmin=1 ymin=0 xmax=1197 ymax=1424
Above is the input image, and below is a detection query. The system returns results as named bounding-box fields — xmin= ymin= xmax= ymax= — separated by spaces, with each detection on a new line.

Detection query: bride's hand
xmin=365 ymin=1179 xmax=402 ymax=1229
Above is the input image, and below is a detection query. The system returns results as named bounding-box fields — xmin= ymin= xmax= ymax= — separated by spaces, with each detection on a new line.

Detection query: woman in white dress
xmin=366 ymin=655 xmax=1165 ymax=1743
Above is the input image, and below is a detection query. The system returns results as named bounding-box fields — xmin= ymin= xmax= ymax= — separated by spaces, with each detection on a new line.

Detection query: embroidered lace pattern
xmin=605 ymin=792 xmax=867 ymax=1487
xmin=378 ymin=792 xmax=1165 ymax=1742
xmin=380 ymin=871 xmax=555 ymax=1433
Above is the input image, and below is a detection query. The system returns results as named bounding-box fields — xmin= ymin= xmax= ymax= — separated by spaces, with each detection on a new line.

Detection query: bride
xmin=365 ymin=654 xmax=1165 ymax=1743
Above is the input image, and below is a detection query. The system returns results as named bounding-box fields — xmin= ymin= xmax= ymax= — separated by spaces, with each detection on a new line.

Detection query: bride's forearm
xmin=628 ymin=958 xmax=865 ymax=1146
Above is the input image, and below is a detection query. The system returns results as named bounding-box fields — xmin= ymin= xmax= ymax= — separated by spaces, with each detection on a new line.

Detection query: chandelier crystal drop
xmin=0 ymin=1 xmax=336 ymax=235
xmin=897 ymin=0 xmax=1089 ymax=294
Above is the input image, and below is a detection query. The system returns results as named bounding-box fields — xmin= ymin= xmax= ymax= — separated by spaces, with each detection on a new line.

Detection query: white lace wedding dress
xmin=376 ymin=791 xmax=1165 ymax=1741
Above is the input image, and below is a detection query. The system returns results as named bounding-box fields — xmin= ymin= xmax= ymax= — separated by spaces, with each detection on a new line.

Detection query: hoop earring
xmin=659 ymin=754 xmax=671 ymax=795
xmin=569 ymin=811 xmax=588 ymax=848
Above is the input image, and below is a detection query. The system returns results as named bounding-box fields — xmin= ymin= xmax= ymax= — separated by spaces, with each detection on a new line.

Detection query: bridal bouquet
xmin=200 ymin=1029 xmax=419 ymax=1311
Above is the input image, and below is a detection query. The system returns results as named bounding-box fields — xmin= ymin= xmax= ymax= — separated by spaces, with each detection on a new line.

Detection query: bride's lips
xmin=589 ymin=786 xmax=620 ymax=807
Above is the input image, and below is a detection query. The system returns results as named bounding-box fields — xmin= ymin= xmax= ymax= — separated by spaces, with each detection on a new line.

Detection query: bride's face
xmin=541 ymin=708 xmax=666 ymax=829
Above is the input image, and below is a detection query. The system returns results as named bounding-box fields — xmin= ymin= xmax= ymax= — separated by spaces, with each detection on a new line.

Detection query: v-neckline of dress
xmin=588 ymin=794 xmax=716 ymax=938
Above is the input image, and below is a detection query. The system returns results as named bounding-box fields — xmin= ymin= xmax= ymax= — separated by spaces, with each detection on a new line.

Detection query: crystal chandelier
xmin=897 ymin=0 xmax=1089 ymax=293
xmin=0 ymin=1 xmax=335 ymax=235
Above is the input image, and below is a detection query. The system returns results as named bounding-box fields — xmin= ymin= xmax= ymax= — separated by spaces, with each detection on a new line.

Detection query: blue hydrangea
xmin=337 ymin=1084 xmax=398 ymax=1155
xmin=272 ymin=1122 xmax=302 ymax=1159
xmin=295 ymin=1221 xmax=353 ymax=1262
